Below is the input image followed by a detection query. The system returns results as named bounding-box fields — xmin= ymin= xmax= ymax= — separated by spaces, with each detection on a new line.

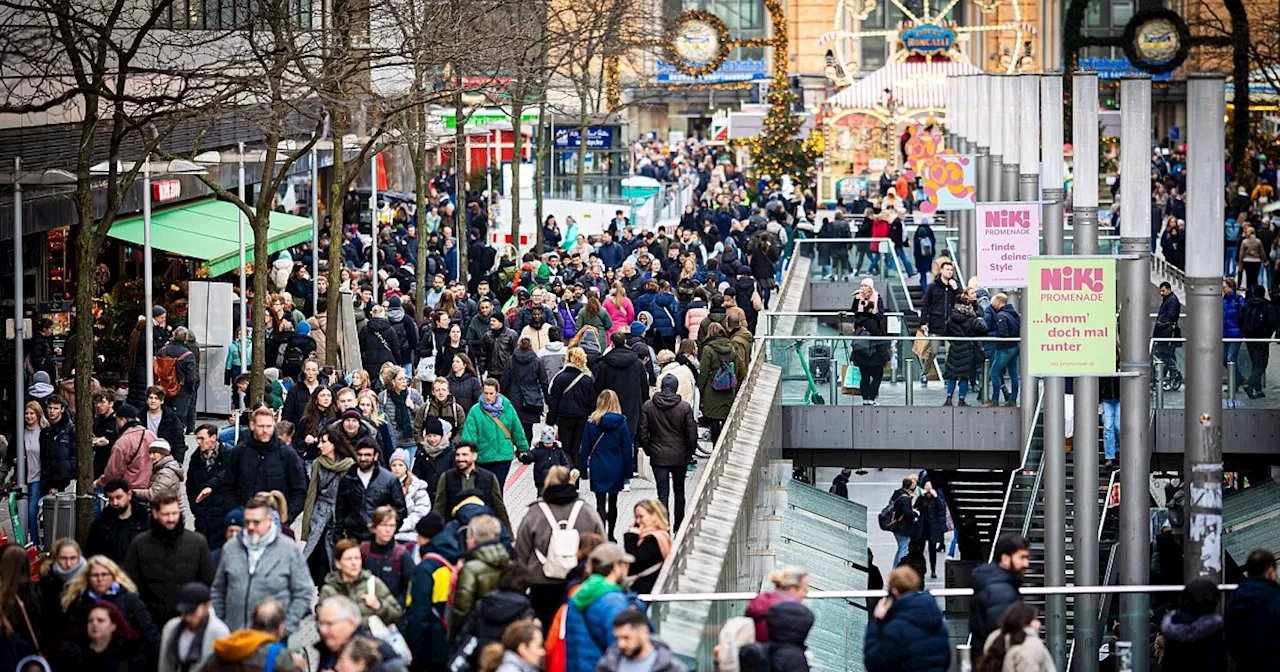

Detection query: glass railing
xmin=1149 ymin=336 xmax=1280 ymax=409
xmin=646 ymin=584 xmax=1238 ymax=672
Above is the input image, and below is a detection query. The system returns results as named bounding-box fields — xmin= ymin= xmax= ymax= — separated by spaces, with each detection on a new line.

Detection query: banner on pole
xmin=1027 ymin=257 xmax=1117 ymax=375
xmin=976 ymin=201 xmax=1040 ymax=287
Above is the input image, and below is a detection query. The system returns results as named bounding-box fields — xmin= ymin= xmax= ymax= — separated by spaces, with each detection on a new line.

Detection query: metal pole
xmin=1183 ymin=75 xmax=1226 ymax=583
xmin=988 ymin=75 xmax=1006 ymax=203
xmin=237 ymin=145 xmax=247 ymax=403
xmin=311 ymin=147 xmax=319 ymax=311
xmin=1002 ymin=77 xmax=1021 ymax=202
xmin=1118 ymin=75 xmax=1153 ymax=672
xmin=905 ymin=358 xmax=915 ymax=406
xmin=12 ymin=158 xmax=25 ymax=489
xmin=371 ymin=150 xmax=379 ymax=300
xmin=1075 ymin=70 xmax=1105 ymax=665
xmin=970 ymin=75 xmax=991 ymax=283
xmin=143 ymin=157 xmax=154 ymax=388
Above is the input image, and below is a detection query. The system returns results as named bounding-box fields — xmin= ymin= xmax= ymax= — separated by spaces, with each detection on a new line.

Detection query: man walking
xmin=125 ymin=492 xmax=216 ymax=625
xmin=334 ymin=438 xmax=408 ymax=540
xmin=188 ymin=424 xmax=235 ymax=549
xmin=887 ymin=476 xmax=919 ymax=567
xmin=434 ymin=441 xmax=510 ymax=529
xmin=158 ymin=582 xmax=229 ymax=672
xmin=211 ymin=494 xmax=314 ymax=633
xmin=968 ymin=533 xmax=1029 ymax=644
xmin=985 ymin=293 xmax=1021 ymax=406
xmin=921 ymin=260 xmax=958 ymax=384
xmin=1225 ymin=548 xmax=1280 ymax=668
xmin=198 ymin=408 xmax=306 ymax=522
xmin=86 ymin=478 xmax=152 ymax=562
xmin=596 ymin=610 xmax=686 ymax=672
xmin=96 ymin=403 xmax=155 ymax=492
xmin=204 ymin=600 xmax=304 ymax=671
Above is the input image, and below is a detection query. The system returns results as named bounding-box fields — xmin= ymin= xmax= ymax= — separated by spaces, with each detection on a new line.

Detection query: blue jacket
xmin=581 ymin=413 xmax=634 ymax=494
xmin=993 ymin=304 xmax=1021 ymax=350
xmin=1224 ymin=576 xmax=1280 ymax=667
xmin=403 ymin=530 xmax=463 ymax=668
xmin=564 ymin=575 xmax=643 ymax=672
xmin=636 ymin=291 xmax=681 ymax=337
xmin=1223 ymin=291 xmax=1245 ymax=338
xmin=967 ymin=563 xmax=1022 ymax=644
xmin=863 ymin=591 xmax=951 ymax=672
xmin=598 ymin=242 xmax=627 ymax=270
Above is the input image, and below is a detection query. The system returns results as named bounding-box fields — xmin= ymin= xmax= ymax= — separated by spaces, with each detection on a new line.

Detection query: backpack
xmin=534 ymin=501 xmax=583 ymax=580
xmin=153 ymin=349 xmax=192 ymax=398
xmin=715 ymin=617 xmax=758 ymax=672
xmin=738 ymin=642 xmax=772 ymax=672
xmin=878 ymin=492 xmax=905 ymax=532
xmin=711 ymin=360 xmax=738 ymax=391
xmin=277 ymin=339 xmax=306 ymax=373
xmin=1242 ymin=301 xmax=1268 ymax=335
xmin=917 ymin=227 xmax=934 ymax=257
xmin=1226 ymin=218 xmax=1242 ymax=243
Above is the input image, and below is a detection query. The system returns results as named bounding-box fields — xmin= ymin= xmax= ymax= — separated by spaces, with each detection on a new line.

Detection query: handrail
xmin=641 ymin=583 xmax=1238 ymax=602
xmin=988 ymin=392 xmax=1045 ymax=564
xmin=757 ymin=334 xmax=1021 ymax=343
xmin=1019 ymin=438 xmax=1048 ymax=540
xmin=1067 ymin=465 xmax=1122 ymax=671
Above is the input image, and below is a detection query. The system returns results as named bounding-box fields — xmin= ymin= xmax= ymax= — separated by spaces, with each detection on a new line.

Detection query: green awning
xmin=109 ymin=198 xmax=314 ymax=277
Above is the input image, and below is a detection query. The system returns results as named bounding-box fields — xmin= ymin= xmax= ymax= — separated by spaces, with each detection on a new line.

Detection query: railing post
xmin=981 ymin=359 xmax=992 ymax=404
xmin=1154 ymin=360 xmax=1165 ymax=409
xmin=1228 ymin=360 xmax=1237 ymax=401
xmin=905 ymin=358 xmax=915 ymax=406
xmin=955 ymin=643 xmax=973 ymax=672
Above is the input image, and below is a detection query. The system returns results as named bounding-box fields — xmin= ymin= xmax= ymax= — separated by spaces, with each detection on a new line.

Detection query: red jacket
xmin=745 ymin=590 xmax=799 ymax=642
xmin=103 ymin=424 xmax=155 ymax=490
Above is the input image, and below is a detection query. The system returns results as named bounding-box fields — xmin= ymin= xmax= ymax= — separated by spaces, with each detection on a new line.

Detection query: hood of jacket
xmin=1161 ymin=610 xmax=1224 ymax=642
xmin=423 ymin=529 xmax=463 ymax=564
xmin=154 ymin=456 xmax=185 ymax=480
xmin=470 ymin=541 xmax=511 ymax=571
xmin=387 ymin=306 xmax=407 ymax=324
xmin=970 ymin=563 xmax=1022 ymax=594
xmin=571 ymin=573 xmax=623 ymax=610
xmin=600 ymin=346 xmax=640 ymax=370
xmin=889 ymin=590 xmax=945 ymax=631
xmin=511 ymin=348 xmax=539 ymax=367
xmin=650 ymin=389 xmax=683 ymax=411
xmin=746 ymin=590 xmax=796 ymax=622
xmin=703 ymin=335 xmax=735 ymax=358
xmin=367 ymin=316 xmax=395 ymax=334
xmin=212 ymin=630 xmax=278 ymax=663
xmin=476 ymin=590 xmax=533 ymax=627
xmin=597 ymin=411 xmax=627 ymax=431
xmin=766 ymin=601 xmax=813 ymax=645
xmin=539 ymin=483 xmax=580 ymax=506
xmin=541 ymin=340 xmax=566 ymax=355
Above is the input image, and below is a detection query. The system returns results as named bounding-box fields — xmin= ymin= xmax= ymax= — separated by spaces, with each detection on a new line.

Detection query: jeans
xmin=652 ymin=465 xmax=687 ymax=532
xmin=945 ymin=378 xmax=969 ymax=398
xmin=26 ymin=480 xmax=40 ymax=546
xmin=1224 ymin=342 xmax=1246 ymax=385
xmin=479 ymin=460 xmax=512 ymax=491
xmin=988 ymin=347 xmax=1020 ymax=403
xmin=891 ymin=248 xmax=916 ymax=276
xmin=893 ymin=531 xmax=911 ymax=567
xmin=1225 ymin=245 xmax=1238 ymax=277
xmin=1243 ymin=260 xmax=1262 ymax=291
xmin=1246 ymin=341 xmax=1270 ymax=391
xmin=1101 ymin=398 xmax=1120 ymax=460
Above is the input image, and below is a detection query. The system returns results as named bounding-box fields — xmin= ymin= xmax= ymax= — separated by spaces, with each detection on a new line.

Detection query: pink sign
xmin=976 ymin=201 xmax=1040 ymax=287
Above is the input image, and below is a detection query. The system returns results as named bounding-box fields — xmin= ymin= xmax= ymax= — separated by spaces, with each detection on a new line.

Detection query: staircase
xmin=935 ymin=469 xmax=1007 ymax=552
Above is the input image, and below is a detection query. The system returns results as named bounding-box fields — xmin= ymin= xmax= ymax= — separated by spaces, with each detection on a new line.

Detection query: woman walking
xmin=623 ymin=499 xmax=673 ymax=595
xmin=546 ymin=347 xmax=595 ymax=468
xmin=979 ymin=602 xmax=1055 ymax=672
xmin=580 ymin=390 xmax=634 ymax=540
xmin=574 ymin=295 xmax=612 ymax=353
xmin=503 ymin=337 xmax=550 ymax=445
xmin=449 ymin=353 xmax=484 ymax=411
xmin=379 ymin=366 xmax=424 ymax=458
xmin=942 ymin=295 xmax=988 ymax=407
xmin=301 ymin=429 xmax=356 ymax=587
xmin=851 ymin=278 xmax=890 ymax=405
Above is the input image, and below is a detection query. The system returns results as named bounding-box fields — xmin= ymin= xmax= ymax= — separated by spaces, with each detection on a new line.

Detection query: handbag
xmin=582 ymin=431 xmax=606 ymax=481
xmin=488 ymin=413 xmax=515 ymax=443
xmin=16 ymin=595 xmax=41 ymax=658
xmin=369 ymin=615 xmax=413 ymax=664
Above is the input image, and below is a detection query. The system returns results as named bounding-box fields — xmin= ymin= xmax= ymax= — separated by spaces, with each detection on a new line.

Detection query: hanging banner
xmin=976 ymin=201 xmax=1040 ymax=286
xmin=1027 ymin=257 xmax=1118 ymax=375
xmin=919 ymin=154 xmax=976 ymax=212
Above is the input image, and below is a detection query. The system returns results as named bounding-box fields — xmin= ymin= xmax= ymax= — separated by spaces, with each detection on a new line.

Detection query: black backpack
xmin=278 ymin=339 xmax=306 ymax=372
xmin=1242 ymin=301 xmax=1268 ymax=335
xmin=878 ymin=492 xmax=905 ymax=531
xmin=738 ymin=642 xmax=771 ymax=672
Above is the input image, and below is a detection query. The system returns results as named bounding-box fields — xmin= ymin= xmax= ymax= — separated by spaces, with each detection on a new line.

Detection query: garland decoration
xmin=664 ymin=10 xmax=731 ymax=77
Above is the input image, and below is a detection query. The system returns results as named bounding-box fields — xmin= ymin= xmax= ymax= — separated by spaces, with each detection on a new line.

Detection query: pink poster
xmin=976 ymin=201 xmax=1040 ymax=287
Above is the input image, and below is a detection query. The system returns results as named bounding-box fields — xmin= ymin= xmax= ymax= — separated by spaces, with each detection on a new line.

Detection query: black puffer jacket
xmin=967 ymin=563 xmax=1023 ymax=644
xmin=942 ymin=305 xmax=987 ymax=381
xmin=39 ymin=413 xmax=76 ymax=492
xmin=502 ymin=348 xmax=550 ymax=425
xmin=359 ymin=316 xmax=403 ymax=372
xmin=547 ymin=366 xmax=596 ymax=424
xmin=591 ymin=348 xmax=651 ymax=436
xmin=456 ymin=589 xmax=536 ymax=665
xmin=335 ymin=463 xmax=409 ymax=540
xmin=766 ymin=601 xmax=814 ymax=672
xmin=187 ymin=443 xmax=236 ymax=548
xmin=637 ymin=390 xmax=697 ymax=468
xmin=449 ymin=370 xmax=483 ymax=411
xmin=217 ymin=435 xmax=307 ymax=522
xmin=123 ymin=519 xmax=216 ymax=625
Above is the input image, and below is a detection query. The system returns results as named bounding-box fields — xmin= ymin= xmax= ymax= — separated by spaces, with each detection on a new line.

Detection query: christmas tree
xmin=746 ymin=69 xmax=816 ymax=186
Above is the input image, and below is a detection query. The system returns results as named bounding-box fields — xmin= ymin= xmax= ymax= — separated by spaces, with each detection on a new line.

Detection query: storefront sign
xmin=1027 ymin=257 xmax=1118 ymax=376
xmin=1077 ymin=57 xmax=1172 ymax=81
xmin=553 ymin=126 xmax=615 ymax=149
xmin=918 ymin=154 xmax=975 ymax=213
xmin=900 ymin=24 xmax=956 ymax=56
xmin=436 ymin=107 xmax=541 ymax=131
xmin=1121 ymin=9 xmax=1191 ymax=75
xmin=976 ymin=202 xmax=1039 ymax=286
xmin=152 ymin=179 xmax=181 ymax=202
xmin=656 ymin=59 xmax=766 ymax=83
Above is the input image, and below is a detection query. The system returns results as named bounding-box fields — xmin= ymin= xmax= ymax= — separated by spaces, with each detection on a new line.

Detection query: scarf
xmin=480 ymin=395 xmax=504 ymax=419
xmin=166 ymin=613 xmax=210 ymax=666
xmin=200 ymin=444 xmax=221 ymax=473
xmin=242 ymin=520 xmax=279 ymax=574
xmin=387 ymin=387 xmax=414 ymax=438
xmin=421 ymin=439 xmax=449 ymax=459
xmin=857 ymin=290 xmax=881 ymax=313
xmin=51 ymin=557 xmax=86 ymax=581
xmin=640 ymin=528 xmax=674 ymax=559
xmin=301 ymin=455 xmax=355 ymax=540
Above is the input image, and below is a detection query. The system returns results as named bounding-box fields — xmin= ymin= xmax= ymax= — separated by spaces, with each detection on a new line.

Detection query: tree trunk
xmin=248 ymin=213 xmax=271 ymax=407
xmin=411 ymin=106 xmax=430 ymax=309
xmin=454 ymin=89 xmax=469 ymax=287
xmin=534 ymin=104 xmax=545 ymax=230
xmin=511 ymin=91 xmax=525 ymax=253
xmin=325 ymin=109 xmax=351 ymax=367
xmin=72 ymin=212 xmax=101 ymax=545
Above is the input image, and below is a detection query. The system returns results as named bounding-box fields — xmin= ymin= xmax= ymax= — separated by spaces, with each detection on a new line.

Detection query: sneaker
xmin=942 ymin=397 xmax=953 ymax=406
xmin=862 ymin=399 xmax=874 ymax=406
xmin=984 ymin=401 xmax=1000 ymax=408
xmin=958 ymin=398 xmax=968 ymax=407
xmin=872 ymin=400 xmax=881 ymax=406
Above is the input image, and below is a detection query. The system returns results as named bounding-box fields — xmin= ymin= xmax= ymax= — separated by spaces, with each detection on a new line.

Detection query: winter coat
xmin=300 ymin=462 xmax=345 ymax=562
xmin=359 ymin=317 xmax=403 ymax=371
xmin=636 ymin=291 xmax=681 ymax=337
xmin=66 ymin=588 xmax=161 ymax=657
xmin=158 ymin=611 xmax=230 ymax=672
xmin=591 ymin=347 xmax=650 ymax=434
xmin=1224 ymin=576 xmax=1280 ymax=667
xmin=915 ymin=493 xmax=948 ymax=545
xmin=39 ymin=413 xmax=76 ymax=492
xmin=1223 ymin=290 xmax=1245 ymax=339
xmin=942 ymin=307 xmax=988 ymax=381
xmin=603 ymin=298 xmax=635 ymax=336
xmin=396 ymin=474 xmax=432 ymax=541
xmin=386 ymin=308 xmax=417 ymax=364
xmin=57 ymin=636 xmax=150 ymax=672
xmin=765 ymin=601 xmax=814 ymax=672
xmin=622 ymin=531 xmax=669 ymax=595
xmin=547 ymin=366 xmax=595 ymax=425
xmin=637 ymin=390 xmax=697 ymax=468
xmin=1240 ymin=295 xmax=1277 ymax=338
xmin=968 ymin=563 xmax=1024 ymax=644
xmin=658 ymin=362 xmax=696 ymax=407
xmin=504 ymin=348 xmax=550 ymax=425
xmin=215 ymin=436 xmax=307 ymax=525
xmin=317 ymin=569 xmax=404 ymax=627
xmin=697 ymin=335 xmax=738 ymax=420
xmin=449 ymin=370 xmax=484 ymax=411
xmin=683 ymin=300 xmax=709 ymax=340
xmin=124 ymin=522 xmax=216 ymax=625
xmin=538 ymin=341 xmax=568 ymax=382
xmin=86 ymin=500 xmax=151 ymax=563
xmin=450 ymin=542 xmax=512 ymax=633
xmin=434 ymin=468 xmax=511 ymax=529
xmin=188 ymin=443 xmax=235 ymax=547
xmin=863 ymin=590 xmax=951 ymax=672
xmin=148 ymin=406 xmax=188 ymax=465
xmin=335 ymin=463 xmax=408 ymax=540
xmin=513 ymin=484 xmax=606 ymax=585
xmin=1160 ymin=610 xmax=1225 ymax=672
xmin=746 ymin=590 xmax=798 ymax=643
xmin=563 ymin=575 xmax=643 ymax=672
xmin=467 ymin=311 xmax=494 ymax=355
xmin=923 ymin=276 xmax=959 ymax=334
xmin=411 ymin=440 xmax=454 ymax=502
xmin=595 ymin=638 xmax=686 ymax=672
xmin=456 ymin=590 xmax=536 ymax=664
xmin=581 ymin=412 xmax=633 ymax=494
xmin=981 ymin=627 xmax=1056 ymax=672
xmin=378 ymin=387 xmax=425 ymax=447
xmin=203 ymin=629 xmax=301 ymax=672
xmin=134 ymin=455 xmax=184 ymax=503
xmin=210 ymin=527 xmax=315 ymax=633
xmin=104 ymin=423 xmax=156 ymax=491
xmin=404 ymin=530 xmax=463 ymax=667
xmin=459 ymin=394 xmax=530 ymax=464
xmin=522 ymin=441 xmax=571 ymax=494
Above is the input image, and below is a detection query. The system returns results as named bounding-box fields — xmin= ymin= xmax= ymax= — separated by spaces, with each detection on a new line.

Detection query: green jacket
xmin=697 ymin=335 xmax=738 ymax=421
xmin=575 ymin=309 xmax=612 ymax=350
xmin=449 ymin=542 xmax=511 ymax=635
xmin=317 ymin=569 xmax=404 ymax=628
xmin=458 ymin=395 xmax=530 ymax=464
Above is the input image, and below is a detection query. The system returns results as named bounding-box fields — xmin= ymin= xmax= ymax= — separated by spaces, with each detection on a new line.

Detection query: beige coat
xmin=658 ymin=361 xmax=697 ymax=407
xmin=134 ymin=456 xmax=185 ymax=502
xmin=309 ymin=315 xmax=328 ymax=365
xmin=982 ymin=628 xmax=1057 ymax=672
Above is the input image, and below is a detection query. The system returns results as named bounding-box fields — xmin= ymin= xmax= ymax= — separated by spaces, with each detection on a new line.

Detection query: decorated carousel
xmin=816 ymin=0 xmax=1035 ymax=202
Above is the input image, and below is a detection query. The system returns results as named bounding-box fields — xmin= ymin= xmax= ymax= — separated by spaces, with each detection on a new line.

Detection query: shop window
xmin=861 ymin=36 xmax=887 ymax=71
xmin=1111 ymin=0 xmax=1133 ymax=27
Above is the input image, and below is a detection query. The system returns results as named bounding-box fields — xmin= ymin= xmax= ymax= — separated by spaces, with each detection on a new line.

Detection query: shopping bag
xmin=911 ymin=329 xmax=933 ymax=361
xmin=841 ymin=365 xmax=862 ymax=396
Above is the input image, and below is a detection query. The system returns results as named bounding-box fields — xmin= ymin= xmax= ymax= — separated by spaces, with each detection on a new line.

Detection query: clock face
xmin=674 ymin=19 xmax=721 ymax=65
